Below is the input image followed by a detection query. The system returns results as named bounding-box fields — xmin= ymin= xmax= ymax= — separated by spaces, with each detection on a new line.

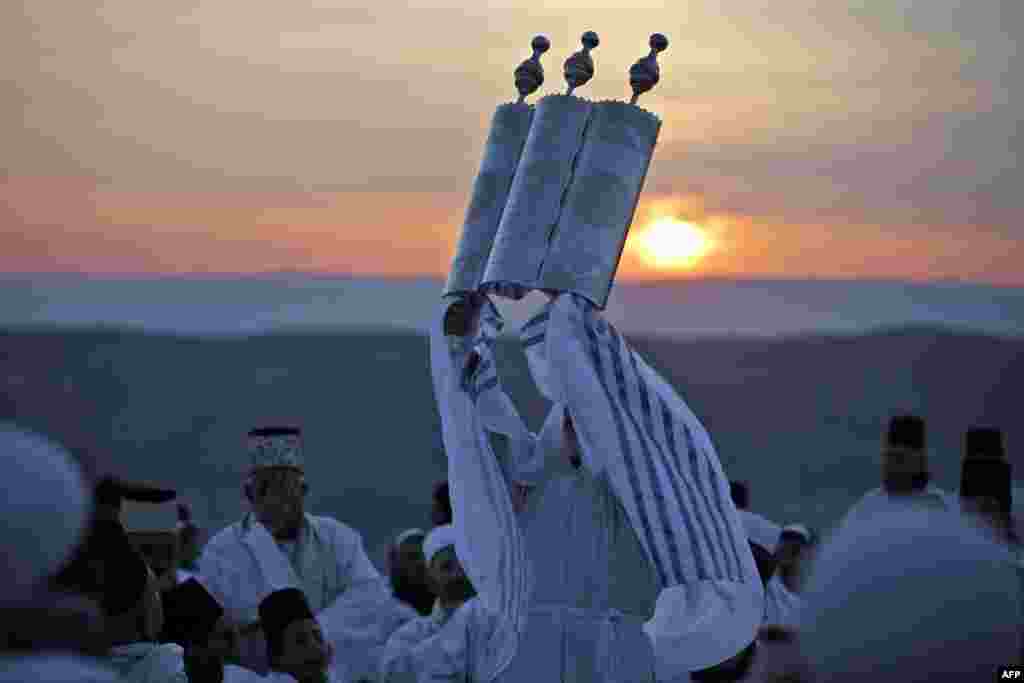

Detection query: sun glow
xmin=631 ymin=217 xmax=715 ymax=271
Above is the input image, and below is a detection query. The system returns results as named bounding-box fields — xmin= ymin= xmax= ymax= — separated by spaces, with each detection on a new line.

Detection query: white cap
xmin=422 ymin=524 xmax=457 ymax=564
xmin=779 ymin=524 xmax=812 ymax=544
xmin=800 ymin=507 xmax=1019 ymax=682
xmin=395 ymin=528 xmax=425 ymax=546
xmin=0 ymin=426 xmax=90 ymax=602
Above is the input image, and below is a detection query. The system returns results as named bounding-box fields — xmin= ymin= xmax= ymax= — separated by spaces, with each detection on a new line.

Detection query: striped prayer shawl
xmin=521 ymin=295 xmax=751 ymax=587
xmin=523 ymin=294 xmax=763 ymax=678
xmin=429 ymin=297 xmax=532 ymax=681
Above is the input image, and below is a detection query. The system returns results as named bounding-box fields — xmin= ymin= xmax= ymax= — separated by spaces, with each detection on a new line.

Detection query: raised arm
xmin=535 ymin=293 xmax=763 ymax=680
xmin=427 ymin=295 xmax=532 ymax=680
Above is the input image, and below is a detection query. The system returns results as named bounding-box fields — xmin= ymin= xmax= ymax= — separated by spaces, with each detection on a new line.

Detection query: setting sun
xmin=630 ymin=217 xmax=715 ymax=271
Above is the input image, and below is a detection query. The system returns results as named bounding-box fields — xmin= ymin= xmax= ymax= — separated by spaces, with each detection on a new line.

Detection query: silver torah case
xmin=443 ymin=33 xmax=667 ymax=309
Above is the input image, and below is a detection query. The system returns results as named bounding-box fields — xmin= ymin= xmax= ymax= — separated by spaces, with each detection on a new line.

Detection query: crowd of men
xmin=1 ymin=293 xmax=1021 ymax=682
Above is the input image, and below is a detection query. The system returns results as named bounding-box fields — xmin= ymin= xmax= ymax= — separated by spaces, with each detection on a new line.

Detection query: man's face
xmin=427 ymin=546 xmax=475 ymax=605
xmin=277 ymin=618 xmax=329 ymax=680
xmin=882 ymin=447 xmax=927 ymax=493
xmin=249 ymin=468 xmax=306 ymax=536
xmin=390 ymin=537 xmax=428 ymax=584
xmin=775 ymin=538 xmax=805 ymax=572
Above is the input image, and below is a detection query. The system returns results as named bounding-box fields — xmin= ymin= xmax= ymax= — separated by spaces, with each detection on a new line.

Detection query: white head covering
xmin=247 ymin=426 xmax=303 ymax=472
xmin=780 ymin=524 xmax=812 ymax=544
xmin=394 ymin=528 xmax=425 ymax=546
xmin=422 ymin=524 xmax=457 ymax=564
xmin=800 ymin=507 xmax=1020 ymax=682
xmin=0 ymin=426 xmax=90 ymax=602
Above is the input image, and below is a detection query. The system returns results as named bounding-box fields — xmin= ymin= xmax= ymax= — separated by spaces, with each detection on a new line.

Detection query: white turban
xmin=780 ymin=524 xmax=812 ymax=544
xmin=0 ymin=426 xmax=90 ymax=602
xmin=395 ymin=528 xmax=425 ymax=546
xmin=800 ymin=507 xmax=1020 ymax=682
xmin=422 ymin=524 xmax=457 ymax=565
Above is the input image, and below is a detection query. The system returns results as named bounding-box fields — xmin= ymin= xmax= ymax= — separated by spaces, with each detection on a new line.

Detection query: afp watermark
xmin=999 ymin=668 xmax=1023 ymax=680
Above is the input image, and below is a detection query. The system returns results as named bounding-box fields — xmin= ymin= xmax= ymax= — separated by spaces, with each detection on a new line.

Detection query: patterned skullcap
xmin=247 ymin=426 xmax=303 ymax=472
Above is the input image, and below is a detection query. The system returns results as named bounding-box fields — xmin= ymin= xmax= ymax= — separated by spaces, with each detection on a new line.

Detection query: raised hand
xmin=443 ymin=294 xmax=484 ymax=337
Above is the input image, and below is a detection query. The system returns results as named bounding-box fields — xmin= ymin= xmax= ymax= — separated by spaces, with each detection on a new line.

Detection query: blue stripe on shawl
xmin=589 ymin=310 xmax=678 ymax=585
xmin=658 ymin=397 xmax=713 ymax=581
xmin=682 ymin=423 xmax=739 ymax=580
xmin=580 ymin=310 xmax=669 ymax=587
xmin=607 ymin=324 xmax=690 ymax=584
xmin=701 ymin=445 xmax=747 ymax=582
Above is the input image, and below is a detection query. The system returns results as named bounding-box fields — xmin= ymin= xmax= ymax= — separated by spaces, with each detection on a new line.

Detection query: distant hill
xmin=2 ymin=325 xmax=1020 ymax=569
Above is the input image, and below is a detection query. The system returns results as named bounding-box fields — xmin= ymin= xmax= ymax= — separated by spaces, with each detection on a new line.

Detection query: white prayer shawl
xmin=838 ymin=485 xmax=953 ymax=532
xmin=107 ymin=642 xmax=187 ymax=683
xmin=0 ymin=654 xmax=119 ymax=682
xmin=740 ymin=510 xmax=782 ymax=554
xmin=761 ymin=575 xmax=802 ymax=629
xmin=524 ymin=294 xmax=764 ymax=679
xmin=431 ymin=294 xmax=762 ymax=681
xmin=428 ymin=296 xmax=534 ymax=681
xmin=199 ymin=514 xmax=412 ymax=679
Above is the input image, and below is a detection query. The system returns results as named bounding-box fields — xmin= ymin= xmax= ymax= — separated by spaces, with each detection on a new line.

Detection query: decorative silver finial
xmin=515 ymin=35 xmax=551 ymax=104
xmin=564 ymin=31 xmax=600 ymax=96
xmin=629 ymin=33 xmax=668 ymax=104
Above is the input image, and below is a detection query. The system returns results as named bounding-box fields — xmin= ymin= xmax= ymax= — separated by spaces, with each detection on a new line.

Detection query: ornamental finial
xmin=629 ymin=33 xmax=668 ymax=105
xmin=515 ymin=35 xmax=550 ymax=104
xmin=564 ymin=31 xmax=599 ymax=96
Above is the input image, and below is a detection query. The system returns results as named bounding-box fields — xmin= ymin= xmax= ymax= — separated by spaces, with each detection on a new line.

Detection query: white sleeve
xmin=428 ymin=297 xmax=531 ymax=681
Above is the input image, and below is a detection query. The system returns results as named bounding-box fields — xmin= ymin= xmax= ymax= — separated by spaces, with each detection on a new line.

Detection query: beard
xmin=391 ymin=573 xmax=436 ymax=616
xmin=440 ymin=576 xmax=477 ymax=605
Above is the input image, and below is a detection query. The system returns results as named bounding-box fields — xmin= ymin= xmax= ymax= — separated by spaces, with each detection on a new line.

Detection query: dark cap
xmin=162 ymin=578 xmax=223 ymax=645
xmin=964 ymin=428 xmax=1006 ymax=461
xmin=259 ymin=588 xmax=315 ymax=662
xmin=94 ymin=477 xmax=176 ymax=507
xmin=886 ymin=415 xmax=926 ymax=451
xmin=247 ymin=426 xmax=301 ymax=438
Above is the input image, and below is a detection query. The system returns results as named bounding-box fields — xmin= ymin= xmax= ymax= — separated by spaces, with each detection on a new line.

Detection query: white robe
xmin=377 ymin=597 xmax=513 ymax=683
xmin=430 ymin=294 xmax=763 ymax=682
xmin=0 ymin=653 xmax=119 ymax=682
xmin=839 ymin=485 xmax=953 ymax=532
xmin=107 ymin=642 xmax=187 ymax=683
xmin=199 ymin=513 xmax=414 ymax=679
xmin=377 ymin=601 xmax=461 ymax=680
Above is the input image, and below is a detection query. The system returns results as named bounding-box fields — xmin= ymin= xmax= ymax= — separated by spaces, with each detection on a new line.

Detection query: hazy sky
xmin=2 ymin=1 xmax=1021 ymax=283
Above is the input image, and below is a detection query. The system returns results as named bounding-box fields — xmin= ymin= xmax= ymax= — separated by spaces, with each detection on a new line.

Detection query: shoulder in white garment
xmin=0 ymin=654 xmax=120 ymax=682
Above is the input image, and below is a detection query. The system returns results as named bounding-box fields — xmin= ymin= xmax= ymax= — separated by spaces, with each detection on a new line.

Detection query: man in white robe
xmin=385 ymin=529 xmax=435 ymax=618
xmin=431 ymin=293 xmax=764 ymax=682
xmin=0 ymin=425 xmax=120 ymax=682
xmin=838 ymin=415 xmax=952 ymax=530
xmin=198 ymin=426 xmax=414 ymax=678
xmin=378 ymin=525 xmax=479 ymax=681
xmin=761 ymin=525 xmax=812 ymax=629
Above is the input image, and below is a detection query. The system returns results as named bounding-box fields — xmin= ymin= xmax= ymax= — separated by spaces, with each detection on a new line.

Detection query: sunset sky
xmin=2 ymin=1 xmax=1021 ymax=283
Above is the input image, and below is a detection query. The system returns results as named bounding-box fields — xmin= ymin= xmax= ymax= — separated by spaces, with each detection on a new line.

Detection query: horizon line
xmin=2 ymin=271 xmax=1023 ymax=290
